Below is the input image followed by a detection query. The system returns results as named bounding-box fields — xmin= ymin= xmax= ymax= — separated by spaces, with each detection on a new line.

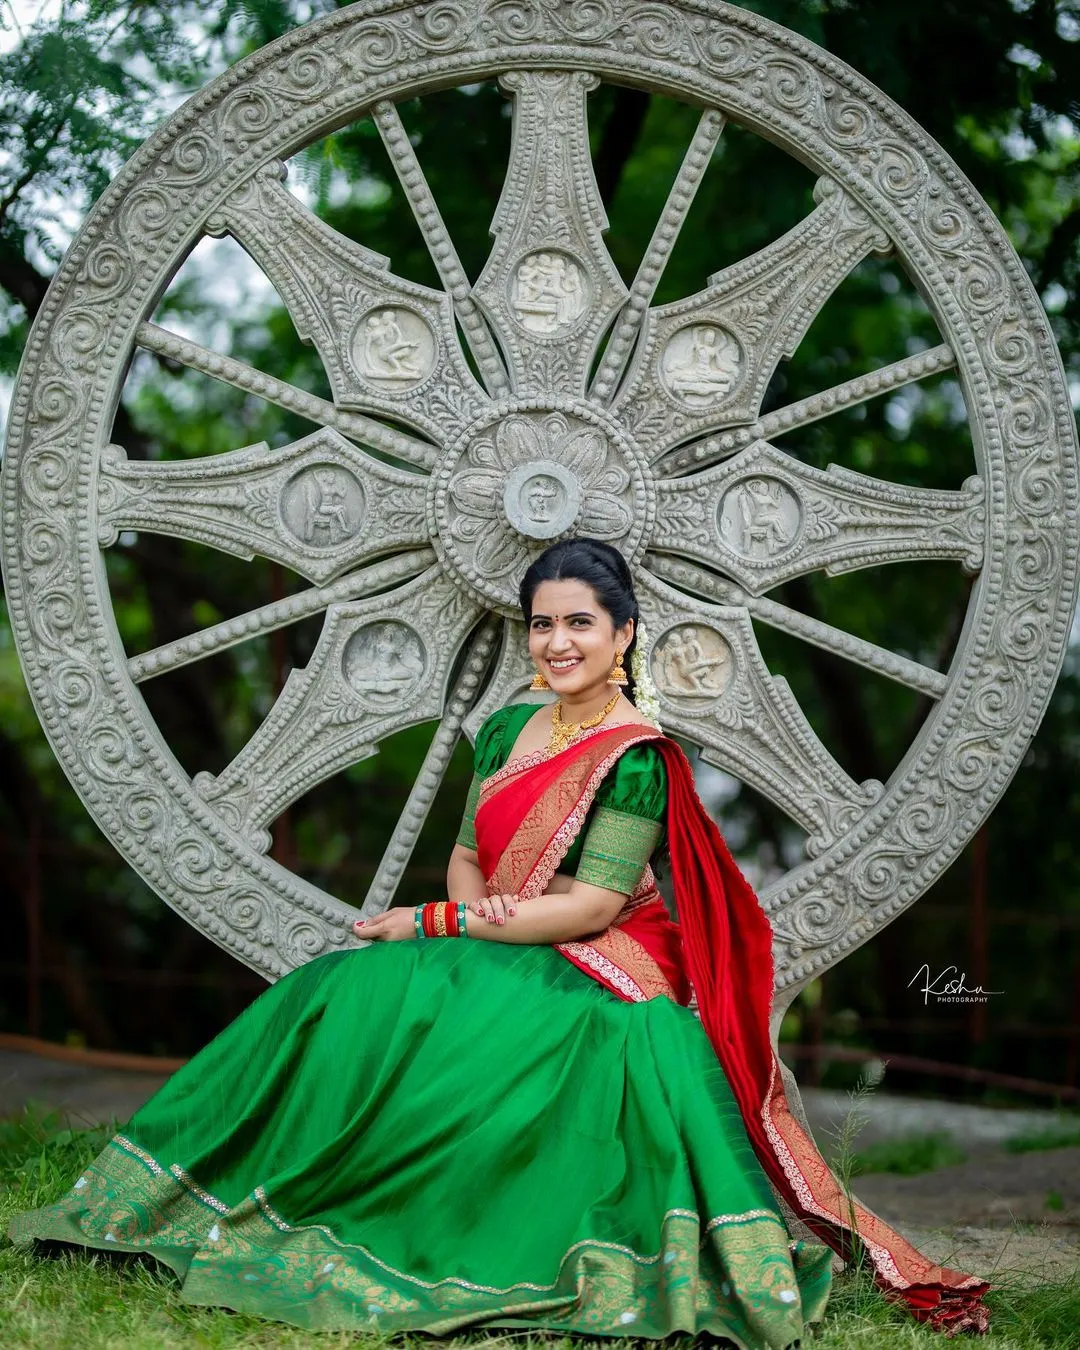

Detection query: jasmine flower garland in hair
xmin=631 ymin=621 xmax=663 ymax=729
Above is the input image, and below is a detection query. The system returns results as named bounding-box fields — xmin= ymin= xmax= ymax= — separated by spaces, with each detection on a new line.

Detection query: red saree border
xmin=476 ymin=722 xmax=679 ymax=1003
xmin=478 ymin=722 xmax=663 ymax=902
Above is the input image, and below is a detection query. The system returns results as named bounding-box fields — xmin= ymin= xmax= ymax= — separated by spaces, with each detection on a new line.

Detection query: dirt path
xmin=799 ymin=1086 xmax=1080 ymax=1286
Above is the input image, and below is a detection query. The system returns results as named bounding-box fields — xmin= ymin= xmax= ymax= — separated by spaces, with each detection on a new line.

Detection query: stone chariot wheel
xmin=3 ymin=0 xmax=1077 ymax=1038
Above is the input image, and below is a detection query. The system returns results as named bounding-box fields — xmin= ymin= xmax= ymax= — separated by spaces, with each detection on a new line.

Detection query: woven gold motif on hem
xmin=9 ymin=1135 xmax=832 ymax=1342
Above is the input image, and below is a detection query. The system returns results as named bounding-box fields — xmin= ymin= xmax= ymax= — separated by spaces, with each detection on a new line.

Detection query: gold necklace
xmin=548 ymin=691 xmax=621 ymax=756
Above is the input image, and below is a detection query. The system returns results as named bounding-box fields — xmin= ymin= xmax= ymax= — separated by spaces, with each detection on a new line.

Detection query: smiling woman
xmin=9 ymin=538 xmax=991 ymax=1342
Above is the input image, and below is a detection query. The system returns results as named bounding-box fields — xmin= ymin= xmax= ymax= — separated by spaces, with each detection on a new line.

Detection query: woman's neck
xmin=556 ymin=685 xmax=623 ymax=723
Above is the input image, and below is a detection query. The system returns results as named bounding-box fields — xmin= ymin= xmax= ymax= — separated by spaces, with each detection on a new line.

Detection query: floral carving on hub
xmin=1 ymin=0 xmax=1075 ymax=1043
xmin=430 ymin=403 xmax=652 ymax=611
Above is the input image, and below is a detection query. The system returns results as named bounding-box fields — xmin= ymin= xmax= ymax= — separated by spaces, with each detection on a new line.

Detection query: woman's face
xmin=527 ymin=579 xmax=633 ymax=697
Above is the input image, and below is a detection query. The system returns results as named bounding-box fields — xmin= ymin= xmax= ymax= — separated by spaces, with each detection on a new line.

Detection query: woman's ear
xmin=616 ymin=617 xmax=635 ymax=651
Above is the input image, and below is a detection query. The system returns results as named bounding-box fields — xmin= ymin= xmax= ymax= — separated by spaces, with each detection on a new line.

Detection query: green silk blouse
xmin=456 ymin=703 xmax=667 ymax=895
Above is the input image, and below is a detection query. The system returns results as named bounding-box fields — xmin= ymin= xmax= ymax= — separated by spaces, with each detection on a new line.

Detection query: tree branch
xmin=0 ymin=233 xmax=50 ymax=317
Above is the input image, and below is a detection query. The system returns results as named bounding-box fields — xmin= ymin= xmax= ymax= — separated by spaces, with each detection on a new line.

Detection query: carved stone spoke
xmin=98 ymin=430 xmax=428 ymax=585
xmin=591 ymin=108 xmax=726 ymax=402
xmin=193 ymin=567 xmax=482 ymax=851
xmin=471 ymin=71 xmax=629 ymax=396
xmin=211 ymin=163 xmax=486 ymax=440
xmin=654 ymin=439 xmax=984 ymax=594
xmin=660 ymin=344 xmax=958 ymax=476
xmin=638 ymin=571 xmax=884 ymax=854
xmin=613 ymin=179 xmax=891 ymax=457
xmin=361 ymin=615 xmax=502 ymax=919
xmin=648 ymin=554 xmax=949 ymax=700
xmin=136 ymin=321 xmax=437 ymax=471
xmin=372 ymin=100 xmax=510 ymax=399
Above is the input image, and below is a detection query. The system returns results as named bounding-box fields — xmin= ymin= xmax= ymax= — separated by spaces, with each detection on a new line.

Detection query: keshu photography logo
xmin=908 ymin=964 xmax=1005 ymax=1006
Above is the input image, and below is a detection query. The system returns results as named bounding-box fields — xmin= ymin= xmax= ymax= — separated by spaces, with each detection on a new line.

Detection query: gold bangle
xmin=434 ymin=904 xmax=448 ymax=938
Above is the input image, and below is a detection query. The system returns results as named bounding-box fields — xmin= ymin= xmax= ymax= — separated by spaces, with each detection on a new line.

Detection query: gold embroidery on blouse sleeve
xmin=576 ymin=807 xmax=663 ymax=895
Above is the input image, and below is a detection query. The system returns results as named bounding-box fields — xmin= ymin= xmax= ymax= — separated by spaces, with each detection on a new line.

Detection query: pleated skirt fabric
xmin=9 ymin=941 xmax=833 ymax=1347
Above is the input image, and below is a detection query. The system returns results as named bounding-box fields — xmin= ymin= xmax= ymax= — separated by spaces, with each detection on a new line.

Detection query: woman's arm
xmin=462 ymin=882 xmax=627 ymax=944
xmin=447 ymin=842 xmax=489 ymax=905
xmin=357 ymin=879 xmax=627 ymax=944
xmin=447 ymin=844 xmax=625 ymax=941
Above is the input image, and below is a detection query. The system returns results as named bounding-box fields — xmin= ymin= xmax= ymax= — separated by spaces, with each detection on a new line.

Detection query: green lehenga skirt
xmin=8 ymin=941 xmax=833 ymax=1347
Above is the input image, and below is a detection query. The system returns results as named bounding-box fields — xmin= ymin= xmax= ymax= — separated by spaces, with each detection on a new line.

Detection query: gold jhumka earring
xmin=529 ymin=669 xmax=550 ymax=690
xmin=607 ymin=648 xmax=628 ymax=686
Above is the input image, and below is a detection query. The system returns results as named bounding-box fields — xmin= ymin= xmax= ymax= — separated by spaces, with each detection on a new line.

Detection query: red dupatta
xmin=473 ymin=722 xmax=990 ymax=1337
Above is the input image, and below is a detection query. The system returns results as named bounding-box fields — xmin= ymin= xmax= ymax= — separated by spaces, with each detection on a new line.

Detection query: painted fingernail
xmin=497 ymin=917 xmax=504 ymax=925
xmin=508 ymin=907 xmax=516 ymax=916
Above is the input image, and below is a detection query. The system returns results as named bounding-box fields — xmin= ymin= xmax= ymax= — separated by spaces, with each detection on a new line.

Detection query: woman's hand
xmin=473 ymin=893 xmax=518 ymax=926
xmin=353 ymin=909 xmax=416 ymax=942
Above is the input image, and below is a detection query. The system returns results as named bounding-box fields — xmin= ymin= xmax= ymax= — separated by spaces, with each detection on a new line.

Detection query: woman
xmin=8 ymin=538 xmax=990 ymax=1343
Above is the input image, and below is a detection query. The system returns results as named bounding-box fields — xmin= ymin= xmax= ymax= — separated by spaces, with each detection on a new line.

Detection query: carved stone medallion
xmin=342 ymin=621 xmax=426 ymax=710
xmin=660 ymin=323 xmax=744 ymax=409
xmin=510 ymin=251 xmax=591 ymax=336
xmin=719 ymin=477 xmax=803 ymax=560
xmin=350 ymin=305 xmax=437 ymax=389
xmin=652 ymin=624 xmax=736 ymax=706
xmin=504 ymin=461 xmax=583 ymax=539
xmin=1 ymin=0 xmax=1075 ymax=1024
xmin=429 ymin=399 xmax=653 ymax=611
xmin=280 ymin=464 xmax=366 ymax=548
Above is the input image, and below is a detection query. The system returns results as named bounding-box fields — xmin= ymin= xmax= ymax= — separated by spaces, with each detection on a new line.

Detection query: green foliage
xmin=1004 ymin=1115 xmax=1080 ymax=1154
xmin=850 ymin=1132 xmax=968 ymax=1177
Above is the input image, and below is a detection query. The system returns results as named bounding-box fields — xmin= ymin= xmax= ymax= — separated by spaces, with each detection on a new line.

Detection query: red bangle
xmin=445 ymin=901 xmax=460 ymax=937
xmin=421 ymin=902 xmax=439 ymax=938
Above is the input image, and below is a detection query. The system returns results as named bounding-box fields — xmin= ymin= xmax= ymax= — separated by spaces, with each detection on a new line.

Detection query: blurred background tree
xmin=1 ymin=0 xmax=1077 ymax=1091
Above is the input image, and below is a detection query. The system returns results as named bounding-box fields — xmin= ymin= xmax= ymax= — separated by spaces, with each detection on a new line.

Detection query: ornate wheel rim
xmin=3 ymin=0 xmax=1077 ymax=1015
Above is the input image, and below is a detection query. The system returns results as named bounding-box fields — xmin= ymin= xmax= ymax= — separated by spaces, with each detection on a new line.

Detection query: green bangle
xmin=414 ymin=905 xmax=425 ymax=940
xmin=457 ymin=901 xmax=468 ymax=938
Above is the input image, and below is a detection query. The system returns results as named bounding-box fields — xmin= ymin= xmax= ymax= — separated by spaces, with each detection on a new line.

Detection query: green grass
xmin=1 ymin=1108 xmax=1078 ymax=1348
xmin=1003 ymin=1115 xmax=1080 ymax=1155
xmin=849 ymin=1131 xmax=968 ymax=1177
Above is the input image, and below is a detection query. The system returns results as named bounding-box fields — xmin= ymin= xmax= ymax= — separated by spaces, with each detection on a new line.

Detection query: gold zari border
xmin=8 ymin=1134 xmax=833 ymax=1339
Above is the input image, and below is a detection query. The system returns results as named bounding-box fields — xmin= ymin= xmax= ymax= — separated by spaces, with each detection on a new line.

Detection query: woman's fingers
xmin=470 ymin=894 xmax=518 ymax=923
xmin=466 ymin=895 xmax=521 ymax=924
